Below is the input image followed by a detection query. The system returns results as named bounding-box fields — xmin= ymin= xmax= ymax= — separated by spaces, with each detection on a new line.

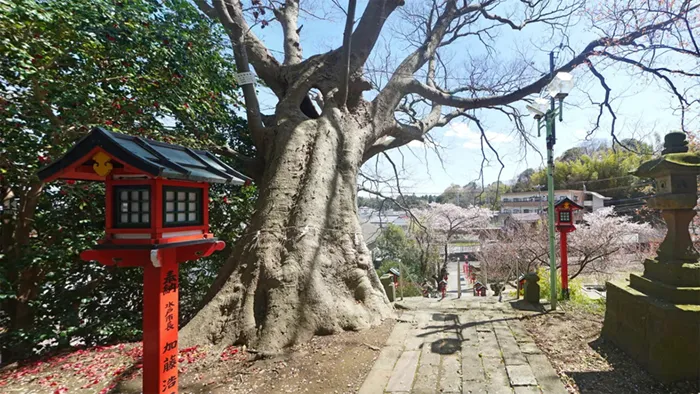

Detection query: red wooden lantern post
xmin=554 ymin=197 xmax=583 ymax=300
xmin=38 ymin=128 xmax=249 ymax=394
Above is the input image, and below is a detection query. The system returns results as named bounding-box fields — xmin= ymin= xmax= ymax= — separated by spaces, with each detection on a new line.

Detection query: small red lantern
xmin=473 ymin=281 xmax=487 ymax=297
xmin=38 ymin=128 xmax=249 ymax=394
xmin=554 ymin=197 xmax=583 ymax=299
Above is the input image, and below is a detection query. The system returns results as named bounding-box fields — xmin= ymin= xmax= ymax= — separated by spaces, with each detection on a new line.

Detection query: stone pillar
xmin=380 ymin=274 xmax=396 ymax=302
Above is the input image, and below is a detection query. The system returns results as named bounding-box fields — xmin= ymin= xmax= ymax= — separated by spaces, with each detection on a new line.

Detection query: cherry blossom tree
xmin=479 ymin=208 xmax=654 ymax=288
xmin=568 ymin=207 xmax=655 ymax=280
xmin=414 ymin=203 xmax=492 ymax=291
xmin=478 ymin=222 xmax=548 ymax=286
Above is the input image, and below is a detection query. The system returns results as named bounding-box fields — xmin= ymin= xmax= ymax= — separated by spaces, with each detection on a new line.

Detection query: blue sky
xmin=246 ymin=1 xmax=689 ymax=195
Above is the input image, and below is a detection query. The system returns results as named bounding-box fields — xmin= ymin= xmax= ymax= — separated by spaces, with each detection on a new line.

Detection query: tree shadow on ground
xmin=564 ymin=337 xmax=699 ymax=394
xmin=427 ymin=313 xmax=462 ymax=355
xmin=417 ymin=316 xmax=517 ymax=339
xmin=430 ymin=338 xmax=461 ymax=355
xmin=431 ymin=313 xmax=457 ymax=321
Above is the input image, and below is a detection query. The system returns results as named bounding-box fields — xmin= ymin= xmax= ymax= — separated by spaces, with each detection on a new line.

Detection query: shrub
xmin=536 ymin=267 xmax=606 ymax=314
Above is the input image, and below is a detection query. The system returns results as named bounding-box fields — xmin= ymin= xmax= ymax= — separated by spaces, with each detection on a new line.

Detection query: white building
xmin=498 ymin=189 xmax=611 ymax=223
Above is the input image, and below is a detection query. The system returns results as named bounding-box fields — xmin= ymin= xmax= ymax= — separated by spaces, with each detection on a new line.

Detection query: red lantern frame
xmin=38 ymin=128 xmax=249 ymax=394
xmin=554 ymin=197 xmax=583 ymax=299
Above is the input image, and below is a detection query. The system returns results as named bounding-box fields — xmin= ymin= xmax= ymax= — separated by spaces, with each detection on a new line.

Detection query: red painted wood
xmin=154 ymin=178 xmax=164 ymax=238
xmin=143 ymin=248 xmax=179 ymax=394
xmin=560 ymin=231 xmax=568 ymax=294
xmin=159 ymin=179 xmax=207 ymax=188
xmin=105 ymin=176 xmax=114 ymax=231
xmin=174 ymin=241 xmax=225 ymax=264
xmin=202 ymin=185 xmax=209 ymax=233
xmin=80 ymin=249 xmax=150 ymax=267
xmin=50 ymin=142 xmax=229 ymax=394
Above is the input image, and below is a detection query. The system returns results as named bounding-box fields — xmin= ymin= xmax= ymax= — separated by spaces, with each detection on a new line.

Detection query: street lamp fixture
xmin=526 ymin=97 xmax=550 ymax=120
xmin=547 ymin=72 xmax=574 ymax=99
xmin=526 ymin=57 xmax=575 ymax=311
xmin=546 ymin=72 xmax=574 ymax=121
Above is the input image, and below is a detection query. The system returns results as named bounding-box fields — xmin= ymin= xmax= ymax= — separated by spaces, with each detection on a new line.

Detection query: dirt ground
xmin=0 ymin=319 xmax=395 ymax=394
xmin=522 ymin=303 xmax=699 ymax=394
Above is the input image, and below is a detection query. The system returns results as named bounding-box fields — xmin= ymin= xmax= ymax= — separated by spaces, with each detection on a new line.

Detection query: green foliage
xmin=376 ymin=258 xmax=424 ymax=284
xmin=374 ymin=224 xmax=419 ymax=265
xmin=374 ymin=260 xmax=423 ymax=298
xmin=536 ymin=267 xmax=582 ymax=301
xmin=374 ymin=224 xmax=426 ymax=281
xmin=524 ymin=142 xmax=655 ymax=220
xmin=535 ymin=267 xmax=605 ymax=313
xmin=397 ymin=282 xmax=423 ymax=297
xmin=0 ymin=0 xmax=254 ymax=360
xmin=511 ymin=169 xmax=536 ymax=192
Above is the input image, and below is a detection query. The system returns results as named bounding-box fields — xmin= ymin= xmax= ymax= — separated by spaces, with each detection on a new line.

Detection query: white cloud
xmin=444 ymin=122 xmax=473 ymax=138
xmin=408 ymin=140 xmax=424 ymax=147
xmin=444 ymin=122 xmax=514 ymax=150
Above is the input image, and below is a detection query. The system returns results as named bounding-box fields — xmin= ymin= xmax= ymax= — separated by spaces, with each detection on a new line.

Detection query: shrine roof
xmin=553 ymin=197 xmax=583 ymax=210
xmin=38 ymin=127 xmax=250 ymax=184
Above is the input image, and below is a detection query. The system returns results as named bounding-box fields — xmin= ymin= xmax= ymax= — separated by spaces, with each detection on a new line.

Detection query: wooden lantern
xmin=554 ymin=197 xmax=583 ymax=231
xmin=38 ymin=127 xmax=249 ymax=394
xmin=553 ymin=197 xmax=583 ymax=299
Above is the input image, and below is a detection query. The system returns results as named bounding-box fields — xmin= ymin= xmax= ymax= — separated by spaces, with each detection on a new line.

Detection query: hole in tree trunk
xmin=300 ymin=88 xmax=323 ymax=119
xmin=253 ymin=284 xmax=268 ymax=329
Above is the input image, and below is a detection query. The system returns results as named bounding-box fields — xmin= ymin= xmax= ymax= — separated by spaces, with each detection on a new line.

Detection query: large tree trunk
xmin=181 ymin=109 xmax=392 ymax=352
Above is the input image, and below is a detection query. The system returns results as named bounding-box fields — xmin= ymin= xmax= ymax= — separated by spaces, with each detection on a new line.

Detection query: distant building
xmin=358 ymin=207 xmax=411 ymax=253
xmin=498 ymin=189 xmax=611 ymax=223
xmin=357 ymin=207 xmax=410 ymax=230
xmin=582 ymin=190 xmax=612 ymax=212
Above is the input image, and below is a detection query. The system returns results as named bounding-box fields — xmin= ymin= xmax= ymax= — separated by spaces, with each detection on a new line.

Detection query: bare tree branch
xmin=339 ymin=0 xmax=358 ymax=108
xmin=195 ymin=0 xmax=284 ymax=95
xmin=272 ymin=0 xmax=304 ymax=65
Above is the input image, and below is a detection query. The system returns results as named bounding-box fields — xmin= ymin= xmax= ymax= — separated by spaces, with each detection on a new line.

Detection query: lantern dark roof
xmin=38 ymin=127 xmax=250 ymax=184
xmin=554 ymin=197 xmax=583 ymax=210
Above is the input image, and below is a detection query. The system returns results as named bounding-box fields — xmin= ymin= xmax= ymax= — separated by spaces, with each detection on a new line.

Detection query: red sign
xmin=143 ymin=250 xmax=179 ymax=394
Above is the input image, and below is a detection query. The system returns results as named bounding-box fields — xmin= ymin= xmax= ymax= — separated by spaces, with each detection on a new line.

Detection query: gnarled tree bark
xmin=182 ymin=107 xmax=393 ymax=351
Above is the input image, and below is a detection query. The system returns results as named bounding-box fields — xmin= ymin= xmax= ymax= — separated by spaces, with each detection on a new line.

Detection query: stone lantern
xmin=602 ymin=131 xmax=700 ymax=382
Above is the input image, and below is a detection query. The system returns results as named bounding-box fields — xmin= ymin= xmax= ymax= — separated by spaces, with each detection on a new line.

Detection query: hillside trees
xmin=0 ymin=0 xmax=253 ymax=360
xmin=180 ymin=0 xmax=700 ymax=353
xmin=529 ymin=146 xmax=655 ymax=215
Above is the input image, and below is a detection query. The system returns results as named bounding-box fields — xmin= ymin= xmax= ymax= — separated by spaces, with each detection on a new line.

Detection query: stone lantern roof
xmin=632 ymin=131 xmax=700 ymax=178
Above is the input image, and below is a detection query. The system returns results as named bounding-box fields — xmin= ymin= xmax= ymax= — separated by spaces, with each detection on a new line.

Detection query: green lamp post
xmin=527 ymin=66 xmax=574 ymax=311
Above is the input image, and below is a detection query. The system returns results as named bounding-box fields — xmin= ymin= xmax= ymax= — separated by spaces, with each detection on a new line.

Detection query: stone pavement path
xmin=359 ymin=296 xmax=568 ymax=394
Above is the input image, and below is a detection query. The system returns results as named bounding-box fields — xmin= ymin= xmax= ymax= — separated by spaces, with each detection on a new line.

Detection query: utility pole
xmin=546 ymin=51 xmax=558 ymax=311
